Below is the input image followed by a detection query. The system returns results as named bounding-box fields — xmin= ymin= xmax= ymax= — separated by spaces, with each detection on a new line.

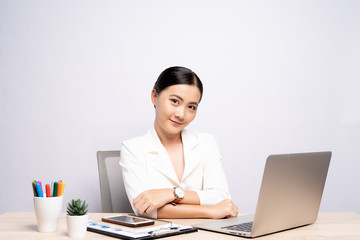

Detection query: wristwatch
xmin=173 ymin=187 xmax=185 ymax=203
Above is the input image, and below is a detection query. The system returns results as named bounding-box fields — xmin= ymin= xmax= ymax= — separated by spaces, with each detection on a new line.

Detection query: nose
xmin=175 ymin=107 xmax=185 ymax=120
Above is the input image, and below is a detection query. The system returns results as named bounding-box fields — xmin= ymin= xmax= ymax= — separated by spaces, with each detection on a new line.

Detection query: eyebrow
xmin=170 ymin=94 xmax=199 ymax=105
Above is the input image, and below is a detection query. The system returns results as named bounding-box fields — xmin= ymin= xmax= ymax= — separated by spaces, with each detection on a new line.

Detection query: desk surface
xmin=0 ymin=212 xmax=360 ymax=239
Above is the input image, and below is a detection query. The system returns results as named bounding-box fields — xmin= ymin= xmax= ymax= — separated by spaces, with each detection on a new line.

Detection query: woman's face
xmin=151 ymin=84 xmax=201 ymax=136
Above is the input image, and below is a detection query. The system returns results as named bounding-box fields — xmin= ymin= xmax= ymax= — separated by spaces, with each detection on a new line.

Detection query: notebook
xmin=193 ymin=151 xmax=331 ymax=238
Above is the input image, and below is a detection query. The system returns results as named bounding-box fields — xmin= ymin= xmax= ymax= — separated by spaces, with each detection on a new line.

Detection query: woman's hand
xmin=133 ymin=189 xmax=174 ymax=215
xmin=208 ymin=199 xmax=239 ymax=219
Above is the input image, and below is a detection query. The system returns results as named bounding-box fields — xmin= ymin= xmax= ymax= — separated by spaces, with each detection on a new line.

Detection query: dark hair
xmin=153 ymin=66 xmax=203 ymax=102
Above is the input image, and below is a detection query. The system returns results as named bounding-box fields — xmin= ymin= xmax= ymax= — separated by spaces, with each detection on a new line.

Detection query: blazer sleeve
xmin=119 ymin=141 xmax=157 ymax=218
xmin=195 ymin=135 xmax=232 ymax=206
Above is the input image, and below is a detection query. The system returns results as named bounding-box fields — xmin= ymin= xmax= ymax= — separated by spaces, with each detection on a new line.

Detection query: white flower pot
xmin=66 ymin=214 xmax=88 ymax=238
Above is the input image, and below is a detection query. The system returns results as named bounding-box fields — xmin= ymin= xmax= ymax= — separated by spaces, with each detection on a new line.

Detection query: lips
xmin=170 ymin=119 xmax=184 ymax=126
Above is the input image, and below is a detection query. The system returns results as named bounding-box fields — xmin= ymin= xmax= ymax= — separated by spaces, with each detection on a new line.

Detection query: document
xmin=87 ymin=218 xmax=197 ymax=239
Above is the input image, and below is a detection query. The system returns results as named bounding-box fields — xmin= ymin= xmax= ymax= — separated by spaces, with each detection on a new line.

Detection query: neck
xmin=154 ymin=124 xmax=182 ymax=146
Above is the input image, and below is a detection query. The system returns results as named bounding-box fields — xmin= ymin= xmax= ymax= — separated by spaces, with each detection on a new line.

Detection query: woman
xmin=120 ymin=66 xmax=238 ymax=219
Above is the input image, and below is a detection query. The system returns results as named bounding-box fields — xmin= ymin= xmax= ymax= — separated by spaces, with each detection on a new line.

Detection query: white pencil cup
xmin=33 ymin=196 xmax=63 ymax=232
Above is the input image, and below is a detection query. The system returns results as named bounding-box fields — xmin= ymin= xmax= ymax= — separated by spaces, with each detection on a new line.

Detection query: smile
xmin=170 ymin=119 xmax=184 ymax=126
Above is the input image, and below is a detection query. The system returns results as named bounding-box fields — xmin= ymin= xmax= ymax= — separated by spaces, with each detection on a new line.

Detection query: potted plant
xmin=66 ymin=199 xmax=89 ymax=238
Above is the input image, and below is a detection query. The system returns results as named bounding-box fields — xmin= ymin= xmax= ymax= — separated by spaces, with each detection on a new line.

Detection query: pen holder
xmin=33 ymin=196 xmax=63 ymax=232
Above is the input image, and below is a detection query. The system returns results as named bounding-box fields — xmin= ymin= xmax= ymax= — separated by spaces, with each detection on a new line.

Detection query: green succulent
xmin=66 ymin=199 xmax=88 ymax=216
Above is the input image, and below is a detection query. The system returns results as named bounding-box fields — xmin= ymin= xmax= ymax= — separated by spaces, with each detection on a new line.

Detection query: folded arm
xmin=120 ymin=134 xmax=237 ymax=219
xmin=133 ymin=189 xmax=200 ymax=215
xmin=157 ymin=199 xmax=238 ymax=219
xmin=133 ymin=188 xmax=238 ymax=219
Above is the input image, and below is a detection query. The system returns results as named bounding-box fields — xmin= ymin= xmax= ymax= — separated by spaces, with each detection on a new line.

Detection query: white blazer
xmin=120 ymin=128 xmax=231 ymax=217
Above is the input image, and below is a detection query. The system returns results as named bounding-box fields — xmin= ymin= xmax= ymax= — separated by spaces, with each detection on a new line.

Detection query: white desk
xmin=0 ymin=212 xmax=360 ymax=239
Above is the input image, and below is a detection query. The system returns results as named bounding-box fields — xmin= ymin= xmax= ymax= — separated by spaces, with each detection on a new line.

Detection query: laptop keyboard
xmin=221 ymin=222 xmax=253 ymax=232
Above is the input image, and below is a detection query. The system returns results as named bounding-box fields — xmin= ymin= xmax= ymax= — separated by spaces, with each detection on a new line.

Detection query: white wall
xmin=1 ymin=0 xmax=359 ymax=214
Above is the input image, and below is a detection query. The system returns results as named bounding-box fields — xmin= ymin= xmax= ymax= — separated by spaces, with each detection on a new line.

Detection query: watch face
xmin=175 ymin=188 xmax=184 ymax=198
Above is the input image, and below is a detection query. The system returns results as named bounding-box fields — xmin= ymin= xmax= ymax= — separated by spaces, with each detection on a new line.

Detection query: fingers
xmin=134 ymin=194 xmax=148 ymax=214
xmin=145 ymin=205 xmax=156 ymax=214
xmin=133 ymin=192 xmax=157 ymax=215
xmin=133 ymin=194 xmax=141 ymax=207
xmin=231 ymin=203 xmax=239 ymax=217
xmin=223 ymin=200 xmax=238 ymax=217
xmin=133 ymin=189 xmax=172 ymax=215
xmin=228 ymin=200 xmax=238 ymax=217
xmin=212 ymin=199 xmax=239 ymax=218
xmin=232 ymin=201 xmax=239 ymax=217
xmin=134 ymin=199 xmax=156 ymax=214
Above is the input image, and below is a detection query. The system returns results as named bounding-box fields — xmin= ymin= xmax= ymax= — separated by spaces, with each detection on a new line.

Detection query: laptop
xmin=193 ymin=151 xmax=332 ymax=238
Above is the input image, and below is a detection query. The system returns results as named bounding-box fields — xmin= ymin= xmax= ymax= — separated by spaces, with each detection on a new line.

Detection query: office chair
xmin=97 ymin=150 xmax=133 ymax=213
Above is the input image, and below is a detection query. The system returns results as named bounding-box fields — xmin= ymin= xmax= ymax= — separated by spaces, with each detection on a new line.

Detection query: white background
xmin=1 ymin=0 xmax=359 ymax=214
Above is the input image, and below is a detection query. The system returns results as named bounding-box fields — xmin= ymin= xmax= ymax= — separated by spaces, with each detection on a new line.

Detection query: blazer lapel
xmin=145 ymin=128 xmax=180 ymax=184
xmin=181 ymin=129 xmax=200 ymax=181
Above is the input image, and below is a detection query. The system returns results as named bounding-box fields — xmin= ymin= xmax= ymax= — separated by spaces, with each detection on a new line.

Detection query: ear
xmin=151 ymin=89 xmax=158 ymax=106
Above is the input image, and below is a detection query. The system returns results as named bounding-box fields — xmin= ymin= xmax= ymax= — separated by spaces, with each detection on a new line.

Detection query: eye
xmin=170 ymin=99 xmax=179 ymax=104
xmin=188 ymin=105 xmax=197 ymax=111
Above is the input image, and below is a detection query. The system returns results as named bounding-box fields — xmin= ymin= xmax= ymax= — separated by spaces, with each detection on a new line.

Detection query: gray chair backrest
xmin=97 ymin=150 xmax=133 ymax=213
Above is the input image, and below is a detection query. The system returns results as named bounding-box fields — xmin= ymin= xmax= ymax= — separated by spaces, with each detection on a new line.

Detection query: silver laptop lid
xmin=251 ymin=151 xmax=331 ymax=237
